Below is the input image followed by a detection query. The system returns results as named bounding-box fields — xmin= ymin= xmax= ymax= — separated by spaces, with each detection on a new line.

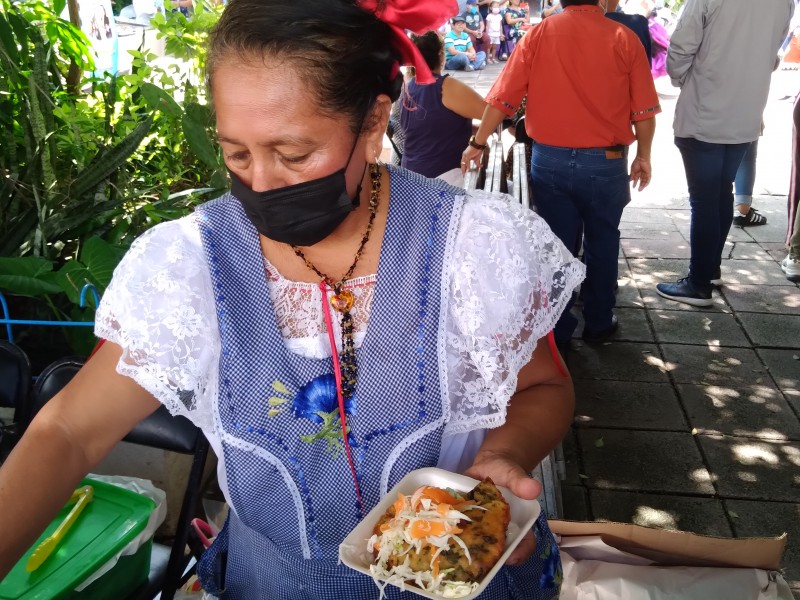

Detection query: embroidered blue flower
xmin=539 ymin=538 xmax=563 ymax=589
xmin=292 ymin=374 xmax=356 ymax=423
xmin=265 ymin=374 xmax=357 ymax=459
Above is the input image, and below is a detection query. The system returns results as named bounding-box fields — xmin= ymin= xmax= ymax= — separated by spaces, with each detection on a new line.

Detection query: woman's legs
xmin=734 ymin=139 xmax=757 ymax=213
xmin=657 ymin=137 xmax=749 ymax=306
xmin=732 ymin=139 xmax=767 ymax=226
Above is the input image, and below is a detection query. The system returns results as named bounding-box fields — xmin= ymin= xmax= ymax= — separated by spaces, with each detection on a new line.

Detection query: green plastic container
xmin=0 ymin=477 xmax=156 ymax=600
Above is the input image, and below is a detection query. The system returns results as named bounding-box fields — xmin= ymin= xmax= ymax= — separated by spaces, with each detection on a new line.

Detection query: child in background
xmin=486 ymin=1 xmax=504 ymax=63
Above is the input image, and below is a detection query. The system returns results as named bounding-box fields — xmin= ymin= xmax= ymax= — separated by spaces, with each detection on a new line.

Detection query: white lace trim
xmin=94 ymin=215 xmax=218 ymax=433
xmin=443 ymin=189 xmax=585 ymax=436
xmin=264 ymin=261 xmax=375 ymax=358
xmin=95 ymin=188 xmax=584 ymax=473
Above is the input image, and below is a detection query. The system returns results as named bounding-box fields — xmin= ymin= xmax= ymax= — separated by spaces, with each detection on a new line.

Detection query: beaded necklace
xmin=292 ymin=162 xmax=381 ymax=401
xmin=292 ymin=163 xmax=380 ymax=513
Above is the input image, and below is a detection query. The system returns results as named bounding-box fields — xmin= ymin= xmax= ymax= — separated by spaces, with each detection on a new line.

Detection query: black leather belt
xmin=533 ymin=141 xmax=627 ymax=153
xmin=586 ymin=144 xmax=626 ymax=152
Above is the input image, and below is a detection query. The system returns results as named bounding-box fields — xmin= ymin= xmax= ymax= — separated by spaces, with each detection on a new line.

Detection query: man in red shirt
xmin=462 ymin=0 xmax=659 ymax=348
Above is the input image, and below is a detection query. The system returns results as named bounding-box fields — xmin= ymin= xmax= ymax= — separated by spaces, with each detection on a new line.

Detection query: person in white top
xmin=656 ymin=0 xmax=794 ymax=308
xmin=0 ymin=0 xmax=584 ymax=595
xmin=485 ymin=1 xmax=505 ymax=63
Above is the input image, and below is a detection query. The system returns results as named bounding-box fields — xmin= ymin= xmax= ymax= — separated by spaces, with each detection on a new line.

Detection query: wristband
xmin=468 ymin=135 xmax=487 ymax=150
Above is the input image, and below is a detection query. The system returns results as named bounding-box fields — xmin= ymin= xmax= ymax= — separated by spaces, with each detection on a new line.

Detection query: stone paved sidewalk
xmin=565 ymin=192 xmax=800 ymax=595
xmin=438 ymin=61 xmax=800 ymax=595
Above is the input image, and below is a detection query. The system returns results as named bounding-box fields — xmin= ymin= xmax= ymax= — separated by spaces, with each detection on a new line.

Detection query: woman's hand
xmin=464 ymin=450 xmax=541 ymax=565
xmin=461 ymin=144 xmax=483 ymax=173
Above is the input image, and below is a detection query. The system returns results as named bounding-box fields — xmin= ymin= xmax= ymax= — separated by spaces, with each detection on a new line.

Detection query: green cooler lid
xmin=0 ymin=477 xmax=156 ymax=600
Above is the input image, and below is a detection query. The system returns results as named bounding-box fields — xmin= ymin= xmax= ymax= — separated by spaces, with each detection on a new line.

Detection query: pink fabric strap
xmin=547 ymin=330 xmax=569 ymax=379
xmin=358 ymin=0 xmax=458 ymax=84
xmin=319 ymin=281 xmax=364 ymax=513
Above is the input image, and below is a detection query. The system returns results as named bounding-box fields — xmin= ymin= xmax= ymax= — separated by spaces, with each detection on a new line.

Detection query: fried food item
xmin=368 ymin=479 xmax=510 ymax=597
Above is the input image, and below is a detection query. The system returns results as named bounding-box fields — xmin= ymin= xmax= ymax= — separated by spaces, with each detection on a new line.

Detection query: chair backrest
xmin=0 ymin=340 xmax=32 ymax=422
xmin=483 ymin=137 xmax=508 ymax=195
xmin=28 ymin=356 xmax=209 ymax=600
xmin=511 ymin=142 xmax=533 ymax=210
xmin=30 ymin=356 xmax=83 ymax=412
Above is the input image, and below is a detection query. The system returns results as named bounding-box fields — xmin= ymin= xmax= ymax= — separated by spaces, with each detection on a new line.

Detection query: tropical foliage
xmin=0 ymin=0 xmax=224 ymax=357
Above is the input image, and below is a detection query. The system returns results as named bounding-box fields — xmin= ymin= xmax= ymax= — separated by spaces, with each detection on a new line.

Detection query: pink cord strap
xmin=547 ymin=330 xmax=569 ymax=379
xmin=319 ymin=281 xmax=364 ymax=513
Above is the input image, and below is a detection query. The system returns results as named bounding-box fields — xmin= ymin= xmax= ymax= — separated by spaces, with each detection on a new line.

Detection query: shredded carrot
xmin=409 ymin=520 xmax=448 ymax=538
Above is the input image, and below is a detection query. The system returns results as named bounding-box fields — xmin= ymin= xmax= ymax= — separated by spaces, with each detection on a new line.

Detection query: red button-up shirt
xmin=487 ymin=5 xmax=661 ymax=148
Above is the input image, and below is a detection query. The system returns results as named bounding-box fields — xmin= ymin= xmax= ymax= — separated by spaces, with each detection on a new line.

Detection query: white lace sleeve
xmin=443 ymin=190 xmax=585 ymax=436
xmin=94 ymin=214 xmax=219 ymax=432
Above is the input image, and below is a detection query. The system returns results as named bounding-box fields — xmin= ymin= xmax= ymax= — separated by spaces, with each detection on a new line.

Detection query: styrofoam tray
xmin=339 ymin=467 xmax=541 ymax=599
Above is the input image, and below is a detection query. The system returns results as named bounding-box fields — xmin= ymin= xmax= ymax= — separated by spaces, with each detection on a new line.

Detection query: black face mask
xmin=229 ymin=136 xmax=365 ymax=247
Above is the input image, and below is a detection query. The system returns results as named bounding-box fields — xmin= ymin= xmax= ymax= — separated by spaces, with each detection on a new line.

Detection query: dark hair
xmin=207 ymin=0 xmax=403 ymax=133
xmin=410 ymin=31 xmax=443 ymax=73
xmin=561 ymin=0 xmax=600 ymax=6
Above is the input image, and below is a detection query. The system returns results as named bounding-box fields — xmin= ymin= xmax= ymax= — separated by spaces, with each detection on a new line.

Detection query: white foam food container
xmin=338 ymin=467 xmax=541 ymax=599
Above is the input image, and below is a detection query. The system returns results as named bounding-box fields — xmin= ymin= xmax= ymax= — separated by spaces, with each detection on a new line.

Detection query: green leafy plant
xmin=0 ymin=0 xmax=227 ymax=357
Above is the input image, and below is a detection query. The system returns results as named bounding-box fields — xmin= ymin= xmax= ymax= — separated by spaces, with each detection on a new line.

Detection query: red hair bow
xmin=359 ymin=0 xmax=458 ymax=84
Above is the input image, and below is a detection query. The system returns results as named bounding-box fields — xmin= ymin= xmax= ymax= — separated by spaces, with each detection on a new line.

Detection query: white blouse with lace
xmin=95 ymin=189 xmax=584 ymax=505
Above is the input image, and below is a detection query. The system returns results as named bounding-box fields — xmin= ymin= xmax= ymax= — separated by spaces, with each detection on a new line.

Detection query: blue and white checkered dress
xmin=194 ymin=168 xmax=561 ymax=599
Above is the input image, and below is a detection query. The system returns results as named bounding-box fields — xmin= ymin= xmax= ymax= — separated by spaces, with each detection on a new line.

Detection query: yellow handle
xmin=26 ymin=485 xmax=94 ymax=572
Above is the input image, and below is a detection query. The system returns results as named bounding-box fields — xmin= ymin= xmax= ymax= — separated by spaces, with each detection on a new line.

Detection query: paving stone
xmin=650 ymin=309 xmax=750 ymax=347
xmin=633 ymin=196 xmax=687 ymax=210
xmin=561 ymin=428 xmax=582 ymax=486
xmin=619 ymin=226 xmax=683 ymax=241
xmin=569 ymin=342 xmax=669 ymax=382
xmin=678 ymin=383 xmax=800 ymax=441
xmin=620 ymin=207 xmax=671 ymax=224
xmin=757 ymin=349 xmax=800 ymax=392
xmin=621 ymin=238 xmax=691 ymax=259
xmin=738 ymin=313 xmax=800 ymax=348
xmin=722 ymin=284 xmax=800 ymax=315
xmin=668 ymin=210 xmax=690 ymax=226
xmin=676 ymin=223 xmax=751 ymax=244
xmin=615 ymin=276 xmax=645 ymax=308
xmin=726 ymin=499 xmax=800 ymax=588
xmin=561 ymin=484 xmax=591 ymax=521
xmin=574 ymin=380 xmax=687 ymax=430
xmin=738 ymin=221 xmax=792 ymax=244
xmin=787 ymin=389 xmax=800 ymax=420
xmin=730 ymin=242 xmax=775 ymax=261
xmin=617 ymin=259 xmax=633 ymax=281
xmin=629 ymin=258 xmax=688 ymax=282
xmin=721 ymin=239 xmax=739 ymax=260
xmin=577 ymin=429 xmax=714 ymax=494
xmin=697 ymin=434 xmax=800 ymax=502
xmin=589 ymin=490 xmax=733 ymax=537
xmin=761 ymin=242 xmax=797 ymax=262
xmin=720 ymin=258 xmax=794 ymax=286
xmin=608 ymin=307 xmax=653 ymax=342
xmin=660 ymin=345 xmax=767 ymax=386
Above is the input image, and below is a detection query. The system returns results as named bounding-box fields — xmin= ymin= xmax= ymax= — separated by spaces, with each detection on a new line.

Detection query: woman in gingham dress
xmin=0 ymin=0 xmax=585 ymax=597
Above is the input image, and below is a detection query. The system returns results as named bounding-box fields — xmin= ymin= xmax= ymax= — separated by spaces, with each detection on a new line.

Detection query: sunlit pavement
xmin=436 ymin=62 xmax=800 ymax=594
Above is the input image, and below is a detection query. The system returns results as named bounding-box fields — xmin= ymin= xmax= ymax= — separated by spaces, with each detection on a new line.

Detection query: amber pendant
xmin=330 ymin=289 xmax=355 ymax=313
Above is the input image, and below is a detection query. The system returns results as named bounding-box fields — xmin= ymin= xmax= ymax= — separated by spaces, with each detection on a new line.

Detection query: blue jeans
xmin=734 ymin=139 xmax=758 ymax=208
xmin=530 ymin=143 xmax=631 ymax=343
xmin=675 ymin=137 xmax=751 ymax=289
xmin=445 ymin=51 xmax=486 ymax=70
